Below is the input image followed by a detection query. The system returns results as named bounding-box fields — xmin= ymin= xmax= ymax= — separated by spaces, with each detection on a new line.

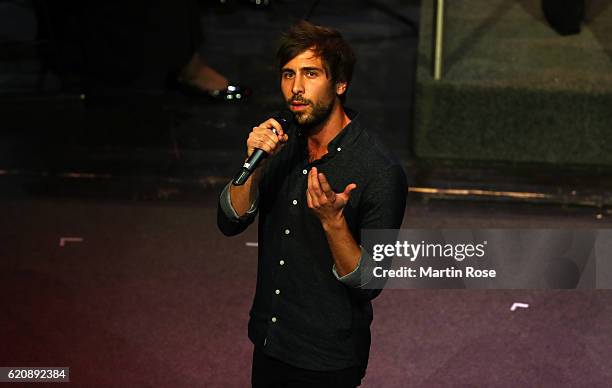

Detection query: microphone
xmin=232 ymin=111 xmax=293 ymax=186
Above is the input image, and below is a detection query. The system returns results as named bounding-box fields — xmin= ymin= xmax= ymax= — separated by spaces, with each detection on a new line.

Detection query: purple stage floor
xmin=1 ymin=194 xmax=611 ymax=387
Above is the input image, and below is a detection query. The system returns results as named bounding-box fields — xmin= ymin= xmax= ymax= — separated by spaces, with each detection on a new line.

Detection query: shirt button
xmin=292 ymin=199 xmax=298 ymax=205
xmin=279 ymin=260 xmax=285 ymax=265
xmin=337 ymin=147 xmax=342 ymax=152
xmin=302 ymin=169 xmax=308 ymax=175
xmin=271 ymin=317 xmax=277 ymax=323
xmin=284 ymin=229 xmax=290 ymax=235
xmin=275 ymin=289 xmax=280 ymax=295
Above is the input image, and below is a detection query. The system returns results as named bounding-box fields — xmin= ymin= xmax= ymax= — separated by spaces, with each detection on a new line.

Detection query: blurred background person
xmin=34 ymin=0 xmax=248 ymax=101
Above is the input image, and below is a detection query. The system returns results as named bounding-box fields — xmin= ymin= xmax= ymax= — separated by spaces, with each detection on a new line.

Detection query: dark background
xmin=2 ymin=1 xmax=612 ymax=386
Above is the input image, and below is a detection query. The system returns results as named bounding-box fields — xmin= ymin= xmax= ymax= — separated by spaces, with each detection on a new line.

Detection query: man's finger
xmin=308 ymin=188 xmax=320 ymax=208
xmin=310 ymin=167 xmax=323 ymax=197
xmin=317 ymin=173 xmax=336 ymax=201
xmin=306 ymin=177 xmax=316 ymax=206
xmin=255 ymin=127 xmax=281 ymax=143
xmin=343 ymin=183 xmax=357 ymax=198
xmin=262 ymin=118 xmax=284 ymax=138
xmin=258 ymin=137 xmax=277 ymax=154
xmin=306 ymin=188 xmax=313 ymax=208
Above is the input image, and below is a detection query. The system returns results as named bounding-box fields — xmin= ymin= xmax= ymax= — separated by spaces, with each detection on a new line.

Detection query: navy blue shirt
xmin=217 ymin=109 xmax=407 ymax=371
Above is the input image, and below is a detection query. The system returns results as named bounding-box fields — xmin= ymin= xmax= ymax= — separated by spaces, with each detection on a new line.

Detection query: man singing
xmin=217 ymin=21 xmax=407 ymax=387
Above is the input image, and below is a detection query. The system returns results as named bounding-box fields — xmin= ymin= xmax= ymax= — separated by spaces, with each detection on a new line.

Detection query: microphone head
xmin=273 ymin=110 xmax=294 ymax=127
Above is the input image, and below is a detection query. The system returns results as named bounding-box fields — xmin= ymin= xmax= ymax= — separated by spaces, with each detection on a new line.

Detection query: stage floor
xmin=1 ymin=194 xmax=611 ymax=386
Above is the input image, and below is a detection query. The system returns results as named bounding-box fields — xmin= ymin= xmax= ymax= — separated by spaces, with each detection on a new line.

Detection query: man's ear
xmin=335 ymin=81 xmax=347 ymax=96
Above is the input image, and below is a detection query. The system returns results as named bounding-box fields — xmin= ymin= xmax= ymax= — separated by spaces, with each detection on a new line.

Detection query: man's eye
xmin=282 ymin=72 xmax=294 ymax=79
xmin=306 ymin=71 xmax=318 ymax=78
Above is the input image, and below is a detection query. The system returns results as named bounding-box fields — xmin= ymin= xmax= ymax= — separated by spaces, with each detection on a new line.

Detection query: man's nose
xmin=291 ymin=76 xmax=304 ymax=95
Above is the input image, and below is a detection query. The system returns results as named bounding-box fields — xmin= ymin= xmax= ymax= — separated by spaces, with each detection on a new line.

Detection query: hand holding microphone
xmin=232 ymin=112 xmax=292 ymax=185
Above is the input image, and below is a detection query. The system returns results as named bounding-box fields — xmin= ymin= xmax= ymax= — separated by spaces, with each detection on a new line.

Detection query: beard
xmin=288 ymin=95 xmax=335 ymax=130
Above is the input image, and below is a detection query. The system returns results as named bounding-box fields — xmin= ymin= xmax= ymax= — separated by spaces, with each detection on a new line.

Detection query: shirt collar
xmin=295 ymin=107 xmax=362 ymax=157
xmin=328 ymin=107 xmax=362 ymax=151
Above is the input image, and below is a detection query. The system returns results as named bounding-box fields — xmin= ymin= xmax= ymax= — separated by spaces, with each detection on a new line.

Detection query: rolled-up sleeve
xmin=344 ymin=164 xmax=407 ymax=302
xmin=217 ymin=182 xmax=259 ymax=236
xmin=332 ymin=246 xmax=377 ymax=288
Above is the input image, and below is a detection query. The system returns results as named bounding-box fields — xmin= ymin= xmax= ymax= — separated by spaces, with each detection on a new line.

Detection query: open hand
xmin=306 ymin=167 xmax=357 ymax=226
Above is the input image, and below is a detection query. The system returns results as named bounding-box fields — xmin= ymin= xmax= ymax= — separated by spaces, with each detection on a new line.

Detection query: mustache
xmin=288 ymin=96 xmax=311 ymax=105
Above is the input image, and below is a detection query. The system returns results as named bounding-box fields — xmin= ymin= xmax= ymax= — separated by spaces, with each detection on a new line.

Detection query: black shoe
xmin=171 ymin=80 xmax=251 ymax=102
xmin=247 ymin=0 xmax=271 ymax=9
xmin=206 ymin=83 xmax=252 ymax=101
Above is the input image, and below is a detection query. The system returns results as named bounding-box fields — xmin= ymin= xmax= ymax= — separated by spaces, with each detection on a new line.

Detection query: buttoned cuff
xmin=220 ymin=182 xmax=259 ymax=221
xmin=332 ymin=246 xmax=374 ymax=288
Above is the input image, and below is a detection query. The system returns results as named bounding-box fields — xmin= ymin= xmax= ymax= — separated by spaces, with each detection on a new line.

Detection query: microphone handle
xmin=232 ymin=127 xmax=278 ymax=186
xmin=232 ymin=111 xmax=291 ymax=186
xmin=232 ymin=148 xmax=268 ymax=186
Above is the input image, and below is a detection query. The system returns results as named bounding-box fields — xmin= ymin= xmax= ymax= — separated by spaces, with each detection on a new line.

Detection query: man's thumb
xmin=343 ymin=183 xmax=357 ymax=197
